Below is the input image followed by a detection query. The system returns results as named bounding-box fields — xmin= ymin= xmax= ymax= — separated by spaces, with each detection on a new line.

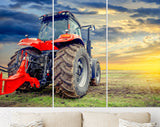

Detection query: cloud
xmin=79 ymin=2 xmax=106 ymax=9
xmin=0 ymin=34 xmax=24 ymax=43
xmin=92 ymin=25 xmax=106 ymax=41
xmin=108 ymin=26 xmax=148 ymax=43
xmin=109 ymin=0 xmax=129 ymax=4
xmin=0 ymin=0 xmax=52 ymax=66
xmin=108 ymin=1 xmax=160 ymax=70
xmin=9 ymin=2 xmax=21 ymax=9
xmin=136 ymin=18 xmax=160 ymax=25
xmin=131 ymin=7 xmax=160 ymax=18
xmin=109 ymin=17 xmax=160 ymax=39
xmin=0 ymin=43 xmax=3 ymax=49
xmin=54 ymin=0 xmax=100 ymax=15
xmin=133 ymin=0 xmax=160 ymax=5
xmin=54 ymin=4 xmax=97 ymax=15
xmin=109 ymin=4 xmax=160 ymax=18
xmin=29 ymin=5 xmax=52 ymax=12
xmin=0 ymin=19 xmax=39 ymax=36
xmin=92 ymin=41 xmax=106 ymax=55
xmin=108 ymin=4 xmax=130 ymax=12
xmin=0 ymin=9 xmax=40 ymax=43
xmin=109 ymin=35 xmax=160 ymax=64
xmin=108 ymin=27 xmax=127 ymax=42
xmin=9 ymin=0 xmax=52 ymax=9
xmin=0 ymin=8 xmax=39 ymax=23
xmin=11 ymin=0 xmax=52 ymax=5
xmin=81 ymin=25 xmax=106 ymax=42
xmin=146 ymin=18 xmax=160 ymax=25
xmin=92 ymin=41 xmax=106 ymax=64
xmin=109 ymin=6 xmax=160 ymax=42
xmin=54 ymin=0 xmax=58 ymax=4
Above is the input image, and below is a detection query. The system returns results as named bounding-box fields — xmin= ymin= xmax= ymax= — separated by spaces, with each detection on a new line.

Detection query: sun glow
xmin=97 ymin=9 xmax=106 ymax=15
xmin=108 ymin=9 xmax=118 ymax=15
xmin=100 ymin=63 xmax=106 ymax=70
xmin=109 ymin=56 xmax=160 ymax=72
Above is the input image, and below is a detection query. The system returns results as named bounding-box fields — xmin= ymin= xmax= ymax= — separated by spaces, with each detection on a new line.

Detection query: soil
xmin=88 ymin=83 xmax=106 ymax=95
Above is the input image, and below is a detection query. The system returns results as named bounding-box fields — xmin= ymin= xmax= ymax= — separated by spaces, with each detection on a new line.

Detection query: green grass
xmin=54 ymin=93 xmax=106 ymax=107
xmin=0 ymin=70 xmax=106 ymax=107
xmin=108 ymin=70 xmax=160 ymax=107
xmin=0 ymin=89 xmax=52 ymax=107
xmin=0 ymin=71 xmax=52 ymax=107
xmin=54 ymin=70 xmax=106 ymax=107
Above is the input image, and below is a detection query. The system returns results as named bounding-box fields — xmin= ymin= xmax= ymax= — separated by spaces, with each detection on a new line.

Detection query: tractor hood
xmin=54 ymin=34 xmax=78 ymax=43
xmin=54 ymin=34 xmax=84 ymax=44
xmin=54 ymin=34 xmax=84 ymax=49
xmin=18 ymin=38 xmax=52 ymax=51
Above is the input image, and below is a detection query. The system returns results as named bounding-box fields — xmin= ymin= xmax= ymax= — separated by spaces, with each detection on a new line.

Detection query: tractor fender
xmin=18 ymin=38 xmax=52 ymax=51
xmin=91 ymin=59 xmax=99 ymax=79
xmin=54 ymin=34 xmax=85 ymax=47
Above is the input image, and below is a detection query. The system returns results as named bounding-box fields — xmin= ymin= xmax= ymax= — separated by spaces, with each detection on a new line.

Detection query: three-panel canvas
xmin=0 ymin=0 xmax=159 ymax=107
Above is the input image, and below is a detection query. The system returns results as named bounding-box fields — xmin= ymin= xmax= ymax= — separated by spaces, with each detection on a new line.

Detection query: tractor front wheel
xmin=54 ymin=44 xmax=90 ymax=98
xmin=90 ymin=61 xmax=101 ymax=85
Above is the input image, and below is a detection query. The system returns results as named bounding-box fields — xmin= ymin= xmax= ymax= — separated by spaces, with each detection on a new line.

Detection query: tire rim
xmin=76 ymin=56 xmax=87 ymax=87
xmin=96 ymin=65 xmax=100 ymax=84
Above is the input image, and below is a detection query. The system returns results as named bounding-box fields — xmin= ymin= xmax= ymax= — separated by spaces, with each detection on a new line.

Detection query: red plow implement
xmin=0 ymin=54 xmax=40 ymax=95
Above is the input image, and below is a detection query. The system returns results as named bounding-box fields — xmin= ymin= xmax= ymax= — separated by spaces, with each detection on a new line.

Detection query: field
xmin=54 ymin=70 xmax=106 ymax=107
xmin=108 ymin=70 xmax=160 ymax=107
xmin=0 ymin=72 xmax=52 ymax=107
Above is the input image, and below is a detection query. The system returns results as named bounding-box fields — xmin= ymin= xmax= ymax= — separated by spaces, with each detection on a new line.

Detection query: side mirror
xmin=91 ymin=25 xmax=95 ymax=31
xmin=81 ymin=25 xmax=95 ymax=31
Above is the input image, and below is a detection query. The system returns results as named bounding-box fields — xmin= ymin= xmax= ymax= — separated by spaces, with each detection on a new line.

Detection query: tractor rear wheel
xmin=54 ymin=44 xmax=90 ymax=98
xmin=8 ymin=47 xmax=42 ymax=91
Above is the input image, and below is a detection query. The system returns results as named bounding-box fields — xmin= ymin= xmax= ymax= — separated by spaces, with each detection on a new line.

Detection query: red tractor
xmin=54 ymin=11 xmax=101 ymax=98
xmin=0 ymin=11 xmax=101 ymax=98
xmin=0 ymin=14 xmax=52 ymax=94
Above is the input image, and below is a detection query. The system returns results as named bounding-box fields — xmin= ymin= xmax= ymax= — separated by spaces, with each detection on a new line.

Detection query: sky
xmin=54 ymin=0 xmax=106 ymax=70
xmin=0 ymin=0 xmax=106 ymax=70
xmin=0 ymin=0 xmax=52 ymax=66
xmin=108 ymin=0 xmax=160 ymax=72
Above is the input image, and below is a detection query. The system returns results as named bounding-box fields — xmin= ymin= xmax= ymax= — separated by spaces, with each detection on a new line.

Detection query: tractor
xmin=0 ymin=13 xmax=52 ymax=95
xmin=0 ymin=11 xmax=101 ymax=99
xmin=54 ymin=11 xmax=101 ymax=98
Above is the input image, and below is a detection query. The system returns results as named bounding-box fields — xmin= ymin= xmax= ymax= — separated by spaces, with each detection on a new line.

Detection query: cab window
xmin=69 ymin=19 xmax=81 ymax=37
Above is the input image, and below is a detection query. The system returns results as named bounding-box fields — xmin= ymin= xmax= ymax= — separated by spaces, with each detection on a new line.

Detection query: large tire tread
xmin=54 ymin=44 xmax=88 ymax=98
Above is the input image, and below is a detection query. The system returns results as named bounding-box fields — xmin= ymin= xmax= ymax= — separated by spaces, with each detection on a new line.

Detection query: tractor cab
xmin=38 ymin=14 xmax=52 ymax=41
xmin=54 ymin=11 xmax=82 ymax=40
xmin=18 ymin=14 xmax=52 ymax=51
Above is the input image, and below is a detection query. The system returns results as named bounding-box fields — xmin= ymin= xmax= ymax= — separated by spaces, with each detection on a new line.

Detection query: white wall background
xmin=0 ymin=107 xmax=160 ymax=127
